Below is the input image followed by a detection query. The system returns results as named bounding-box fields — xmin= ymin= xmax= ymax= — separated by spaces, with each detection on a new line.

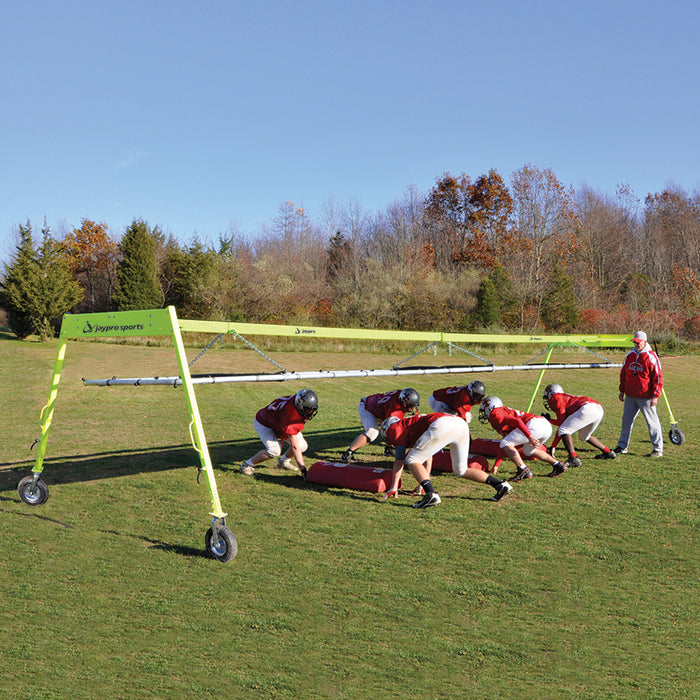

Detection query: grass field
xmin=1 ymin=334 xmax=697 ymax=699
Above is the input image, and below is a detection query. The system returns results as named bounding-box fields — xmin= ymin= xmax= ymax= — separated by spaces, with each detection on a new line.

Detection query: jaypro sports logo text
xmin=82 ymin=320 xmax=145 ymax=334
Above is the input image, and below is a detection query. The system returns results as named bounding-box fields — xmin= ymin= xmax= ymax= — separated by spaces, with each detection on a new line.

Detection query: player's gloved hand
xmin=541 ymin=412 xmax=552 ymax=421
xmin=300 ymin=466 xmax=307 ymax=480
xmin=382 ymin=489 xmax=398 ymax=500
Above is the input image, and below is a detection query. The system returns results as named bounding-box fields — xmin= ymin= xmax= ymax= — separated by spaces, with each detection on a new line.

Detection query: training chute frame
xmin=20 ymin=307 xmax=631 ymax=563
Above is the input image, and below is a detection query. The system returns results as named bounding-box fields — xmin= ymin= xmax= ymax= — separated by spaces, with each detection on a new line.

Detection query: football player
xmin=428 ymin=380 xmax=486 ymax=423
xmin=542 ymin=383 xmax=616 ymax=466
xmin=381 ymin=412 xmax=513 ymax=507
xmin=479 ymin=396 xmax=567 ymax=479
xmin=239 ymin=389 xmax=318 ymax=476
xmin=339 ymin=388 xmax=420 ymax=463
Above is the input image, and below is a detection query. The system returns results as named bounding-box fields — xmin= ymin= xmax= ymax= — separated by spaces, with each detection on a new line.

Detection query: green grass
xmin=1 ymin=337 xmax=697 ymax=699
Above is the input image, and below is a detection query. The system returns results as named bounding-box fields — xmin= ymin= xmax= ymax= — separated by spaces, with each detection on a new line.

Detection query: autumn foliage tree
xmin=62 ymin=218 xmax=119 ymax=312
xmin=4 ymin=166 xmax=699 ymax=341
xmin=424 ymin=170 xmax=513 ymax=270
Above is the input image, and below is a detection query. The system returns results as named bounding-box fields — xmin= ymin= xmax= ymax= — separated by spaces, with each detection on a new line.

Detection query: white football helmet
xmin=478 ymin=396 xmax=503 ymax=423
xmin=543 ymin=384 xmax=564 ymax=411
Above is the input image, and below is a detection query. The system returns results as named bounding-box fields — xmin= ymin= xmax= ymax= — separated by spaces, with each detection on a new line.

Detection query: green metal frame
xmin=30 ymin=306 xmax=227 ymax=524
xmin=28 ymin=310 xmax=630 ymax=552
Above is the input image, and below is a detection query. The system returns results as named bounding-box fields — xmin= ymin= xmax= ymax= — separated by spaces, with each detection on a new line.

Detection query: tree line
xmin=1 ymin=164 xmax=699 ymax=341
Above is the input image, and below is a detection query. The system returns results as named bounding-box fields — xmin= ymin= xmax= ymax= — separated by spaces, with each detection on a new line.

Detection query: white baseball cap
xmin=633 ymin=331 xmax=647 ymax=342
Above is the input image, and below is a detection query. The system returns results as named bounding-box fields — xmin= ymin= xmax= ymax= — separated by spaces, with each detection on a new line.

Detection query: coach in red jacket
xmin=615 ymin=331 xmax=664 ymax=457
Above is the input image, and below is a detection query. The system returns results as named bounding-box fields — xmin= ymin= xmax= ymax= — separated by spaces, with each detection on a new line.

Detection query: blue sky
xmin=2 ymin=0 xmax=698 ymax=253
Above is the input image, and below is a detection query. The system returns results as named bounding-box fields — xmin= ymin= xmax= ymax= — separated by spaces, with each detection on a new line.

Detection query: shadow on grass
xmin=0 ymin=427 xmax=361 ymax=494
xmin=0 ymin=502 xmax=76 ymax=527
xmin=99 ymin=528 xmax=207 ymax=559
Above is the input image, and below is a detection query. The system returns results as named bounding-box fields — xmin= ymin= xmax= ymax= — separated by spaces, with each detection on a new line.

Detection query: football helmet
xmin=478 ymin=396 xmax=503 ymax=423
xmin=294 ymin=389 xmax=318 ymax=419
xmin=398 ymin=388 xmax=420 ymax=410
xmin=467 ymin=380 xmax=486 ymax=404
xmin=380 ymin=416 xmax=401 ymax=440
xmin=543 ymin=383 xmax=564 ymax=411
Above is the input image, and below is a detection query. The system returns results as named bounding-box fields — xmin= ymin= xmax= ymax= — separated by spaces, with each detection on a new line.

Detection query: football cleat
xmin=277 ymin=457 xmax=298 ymax=471
xmin=412 ymin=492 xmax=441 ymax=509
xmin=512 ymin=467 xmax=533 ymax=482
xmin=492 ymin=481 xmax=513 ymax=502
xmin=549 ymin=461 xmax=568 ymax=477
xmin=239 ymin=462 xmax=255 ymax=476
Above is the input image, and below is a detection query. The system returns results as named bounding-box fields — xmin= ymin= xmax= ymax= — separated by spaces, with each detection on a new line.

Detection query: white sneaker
xmin=492 ymin=481 xmax=513 ymax=501
xmin=412 ymin=492 xmax=441 ymax=509
xmin=277 ymin=457 xmax=299 ymax=471
xmin=647 ymin=451 xmax=663 ymax=458
xmin=239 ymin=462 xmax=255 ymax=475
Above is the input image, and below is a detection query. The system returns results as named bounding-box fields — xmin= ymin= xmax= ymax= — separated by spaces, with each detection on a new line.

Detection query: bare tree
xmin=572 ymin=185 xmax=639 ymax=310
xmin=507 ymin=165 xmax=580 ymax=328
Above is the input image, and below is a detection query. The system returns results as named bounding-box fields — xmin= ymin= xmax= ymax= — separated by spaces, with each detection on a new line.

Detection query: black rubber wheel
xmin=18 ymin=476 xmax=49 ymax=506
xmin=205 ymin=526 xmax=238 ymax=562
xmin=668 ymin=427 xmax=685 ymax=446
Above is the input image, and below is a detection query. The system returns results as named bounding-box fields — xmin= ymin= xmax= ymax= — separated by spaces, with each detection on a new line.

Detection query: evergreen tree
xmin=474 ymin=275 xmax=499 ymax=327
xmin=0 ymin=221 xmax=82 ymax=340
xmin=161 ymin=239 xmax=217 ymax=318
xmin=0 ymin=222 xmax=39 ymax=338
xmin=326 ymin=230 xmax=351 ymax=282
xmin=488 ymin=263 xmax=519 ymax=328
xmin=541 ymin=258 xmax=580 ymax=331
xmin=35 ymin=224 xmax=83 ymax=339
xmin=112 ymin=219 xmax=162 ymax=311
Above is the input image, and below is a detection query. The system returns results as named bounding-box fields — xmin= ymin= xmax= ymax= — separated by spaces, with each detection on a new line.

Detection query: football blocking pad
xmin=305 ymin=462 xmax=400 ymax=492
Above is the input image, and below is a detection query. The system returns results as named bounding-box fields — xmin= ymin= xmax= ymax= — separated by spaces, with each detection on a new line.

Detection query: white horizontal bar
xmin=82 ymin=362 xmax=622 ymax=387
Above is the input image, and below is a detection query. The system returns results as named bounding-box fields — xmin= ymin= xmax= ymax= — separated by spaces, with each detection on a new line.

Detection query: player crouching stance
xmin=428 ymin=380 xmax=486 ymax=423
xmin=382 ymin=413 xmax=513 ymax=507
xmin=479 ymin=396 xmax=567 ymax=479
xmin=542 ymin=384 xmax=617 ymax=468
xmin=239 ymin=389 xmax=318 ymax=477
xmin=340 ymin=388 xmax=420 ymax=463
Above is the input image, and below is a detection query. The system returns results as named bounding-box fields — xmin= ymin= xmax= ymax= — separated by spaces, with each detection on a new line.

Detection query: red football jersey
xmin=363 ymin=390 xmax=406 ymax=420
xmin=385 ymin=412 xmax=449 ymax=448
xmin=547 ymin=393 xmax=598 ymax=426
xmin=488 ymin=406 xmax=536 ymax=438
xmin=432 ymin=385 xmax=474 ymax=420
xmin=255 ymin=395 xmax=306 ymax=439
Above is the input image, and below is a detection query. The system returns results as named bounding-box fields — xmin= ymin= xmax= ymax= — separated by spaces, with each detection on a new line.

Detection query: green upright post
xmin=167 ymin=306 xmax=227 ymax=522
xmin=32 ymin=337 xmax=68 ymax=478
xmin=527 ymin=344 xmax=555 ymax=412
